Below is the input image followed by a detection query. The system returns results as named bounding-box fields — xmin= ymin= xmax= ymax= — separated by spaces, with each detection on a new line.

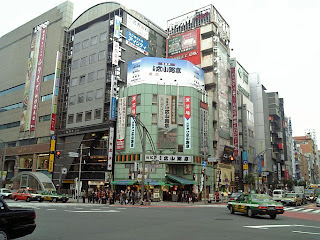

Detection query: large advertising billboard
xmin=20 ymin=21 xmax=49 ymax=132
xmin=184 ymin=96 xmax=191 ymax=149
xmin=199 ymin=102 xmax=209 ymax=153
xmin=127 ymin=15 xmax=149 ymax=40
xmin=167 ymin=29 xmax=201 ymax=65
xmin=127 ymin=57 xmax=204 ymax=90
xmin=230 ymin=59 xmax=239 ymax=157
xmin=50 ymin=51 xmax=62 ymax=135
xmin=126 ymin=30 xmax=148 ymax=55
xmin=116 ymin=97 xmax=126 ymax=150
xmin=158 ymin=95 xmax=177 ymax=149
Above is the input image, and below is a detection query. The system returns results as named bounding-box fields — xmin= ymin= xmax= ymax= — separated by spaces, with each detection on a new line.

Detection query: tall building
xmin=54 ymin=2 xmax=167 ymax=190
xmin=114 ymin=57 xmax=215 ymax=201
xmin=0 ymin=1 xmax=73 ymax=188
xmin=166 ymin=5 xmax=234 ymax=191
xmin=230 ymin=58 xmax=255 ymax=190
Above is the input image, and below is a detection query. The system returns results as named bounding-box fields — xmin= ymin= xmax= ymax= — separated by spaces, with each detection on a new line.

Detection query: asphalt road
xmin=4 ymin=200 xmax=320 ymax=240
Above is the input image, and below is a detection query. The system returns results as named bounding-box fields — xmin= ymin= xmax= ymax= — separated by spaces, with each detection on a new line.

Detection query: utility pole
xmin=141 ymin=126 xmax=146 ymax=203
xmin=58 ymin=167 xmax=62 ymax=194
xmin=77 ymin=144 xmax=83 ymax=203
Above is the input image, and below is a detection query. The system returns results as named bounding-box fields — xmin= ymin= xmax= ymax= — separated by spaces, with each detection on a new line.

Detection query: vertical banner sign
xmin=278 ymin=163 xmax=281 ymax=180
xmin=171 ymin=96 xmax=176 ymax=124
xmin=258 ymin=155 xmax=262 ymax=173
xmin=158 ymin=95 xmax=177 ymax=149
xmin=114 ymin=15 xmax=122 ymax=39
xmin=130 ymin=95 xmax=137 ymax=148
xmin=107 ymin=127 xmax=115 ymax=171
xmin=50 ymin=51 xmax=62 ymax=134
xmin=116 ymin=97 xmax=126 ymax=150
xmin=242 ymin=150 xmax=248 ymax=181
xmin=109 ymin=75 xmax=117 ymax=121
xmin=230 ymin=60 xmax=239 ymax=156
xmin=30 ymin=26 xmax=47 ymax=131
xmin=48 ymin=135 xmax=56 ymax=172
xmin=199 ymin=102 xmax=209 ymax=153
xmin=112 ymin=41 xmax=120 ymax=66
xmin=184 ymin=96 xmax=191 ymax=149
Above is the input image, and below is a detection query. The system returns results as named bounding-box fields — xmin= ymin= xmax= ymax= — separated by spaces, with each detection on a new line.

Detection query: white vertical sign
xmin=116 ymin=97 xmax=126 ymax=150
xmin=107 ymin=127 xmax=115 ymax=171
xmin=112 ymin=41 xmax=120 ymax=66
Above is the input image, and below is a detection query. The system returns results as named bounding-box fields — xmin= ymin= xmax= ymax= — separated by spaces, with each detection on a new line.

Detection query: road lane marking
xmin=47 ymin=209 xmax=56 ymax=211
xmin=301 ymin=209 xmax=313 ymax=212
xmin=91 ymin=209 xmax=101 ymax=211
xmin=293 ymin=231 xmax=320 ymax=235
xmin=116 ymin=208 xmax=127 ymax=209
xmin=284 ymin=207 xmax=295 ymax=210
xmin=244 ymin=225 xmax=293 ymax=229
xmin=289 ymin=208 xmax=303 ymax=212
xmin=64 ymin=210 xmax=120 ymax=213
xmin=312 ymin=210 xmax=320 ymax=213
xmin=74 ymin=208 xmax=83 ymax=209
xmin=102 ymin=207 xmax=109 ymax=209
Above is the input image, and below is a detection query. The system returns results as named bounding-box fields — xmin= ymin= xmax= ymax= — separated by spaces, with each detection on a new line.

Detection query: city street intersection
xmin=4 ymin=200 xmax=320 ymax=240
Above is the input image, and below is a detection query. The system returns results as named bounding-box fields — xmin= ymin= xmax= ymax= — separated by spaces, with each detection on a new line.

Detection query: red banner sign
xmin=30 ymin=27 xmax=47 ymax=131
xmin=131 ymin=95 xmax=137 ymax=116
xmin=185 ymin=96 xmax=191 ymax=120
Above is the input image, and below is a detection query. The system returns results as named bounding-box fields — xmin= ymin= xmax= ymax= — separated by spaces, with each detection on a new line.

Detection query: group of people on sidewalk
xmin=177 ymin=191 xmax=195 ymax=203
xmin=80 ymin=189 xmax=151 ymax=205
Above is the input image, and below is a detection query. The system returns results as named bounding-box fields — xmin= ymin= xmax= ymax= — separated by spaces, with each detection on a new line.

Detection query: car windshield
xmin=27 ymin=189 xmax=38 ymax=194
xmin=251 ymin=194 xmax=273 ymax=202
xmin=231 ymin=193 xmax=241 ymax=198
xmin=285 ymin=194 xmax=296 ymax=198
xmin=273 ymin=191 xmax=283 ymax=195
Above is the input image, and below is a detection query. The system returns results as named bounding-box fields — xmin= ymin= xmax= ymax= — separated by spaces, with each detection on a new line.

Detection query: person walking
xmin=82 ymin=189 xmax=86 ymax=203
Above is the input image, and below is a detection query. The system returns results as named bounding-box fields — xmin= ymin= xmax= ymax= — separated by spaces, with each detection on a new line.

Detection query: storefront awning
xmin=166 ymin=174 xmax=195 ymax=185
xmin=110 ymin=180 xmax=138 ymax=185
xmin=144 ymin=181 xmax=165 ymax=186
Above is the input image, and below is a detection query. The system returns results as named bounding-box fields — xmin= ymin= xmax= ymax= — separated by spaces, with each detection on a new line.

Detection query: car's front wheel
xmin=0 ymin=230 xmax=9 ymax=240
xmin=14 ymin=196 xmax=18 ymax=201
xmin=26 ymin=197 xmax=31 ymax=202
xmin=229 ymin=205 xmax=234 ymax=214
xmin=247 ymin=208 xmax=255 ymax=218
xmin=270 ymin=214 xmax=277 ymax=219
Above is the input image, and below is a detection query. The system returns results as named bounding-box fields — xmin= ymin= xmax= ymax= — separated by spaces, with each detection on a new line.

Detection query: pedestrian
xmin=88 ymin=190 xmax=92 ymax=203
xmin=92 ymin=190 xmax=96 ymax=204
xmin=82 ymin=189 xmax=86 ymax=203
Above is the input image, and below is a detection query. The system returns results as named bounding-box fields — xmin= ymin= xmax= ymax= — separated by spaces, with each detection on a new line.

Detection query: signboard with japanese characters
xmin=167 ymin=29 xmax=201 ymax=65
xmin=127 ymin=57 xmax=204 ymax=90
xmin=145 ymin=155 xmax=192 ymax=163
xmin=126 ymin=30 xmax=148 ymax=55
xmin=130 ymin=95 xmax=137 ymax=148
xmin=112 ymin=41 xmax=120 ymax=66
xmin=184 ymin=96 xmax=191 ymax=149
xmin=116 ymin=97 xmax=126 ymax=150
xmin=107 ymin=127 xmax=115 ymax=171
xmin=50 ymin=51 xmax=61 ymax=134
xmin=158 ymin=95 xmax=177 ymax=149
xmin=199 ymin=102 xmax=209 ymax=153
xmin=127 ymin=15 xmax=149 ymax=40
xmin=109 ymin=75 xmax=117 ymax=121
xmin=230 ymin=59 xmax=239 ymax=157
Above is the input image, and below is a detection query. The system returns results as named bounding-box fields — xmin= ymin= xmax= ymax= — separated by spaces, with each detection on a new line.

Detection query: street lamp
xmin=0 ymin=138 xmax=7 ymax=188
xmin=254 ymin=148 xmax=272 ymax=192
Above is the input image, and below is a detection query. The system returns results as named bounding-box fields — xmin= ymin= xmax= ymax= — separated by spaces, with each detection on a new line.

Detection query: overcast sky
xmin=1 ymin=0 xmax=320 ymax=143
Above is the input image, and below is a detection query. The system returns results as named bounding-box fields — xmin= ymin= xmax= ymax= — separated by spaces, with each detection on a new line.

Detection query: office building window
xmin=74 ymin=43 xmax=81 ymax=52
xmin=98 ymin=50 xmax=106 ymax=61
xmin=80 ymin=57 xmax=87 ymax=67
xmin=152 ymin=94 xmax=157 ymax=105
xmin=91 ymin=36 xmax=98 ymax=46
xmin=79 ymin=75 xmax=86 ymax=85
xmin=39 ymin=114 xmax=51 ymax=122
xmin=97 ymin=69 xmax=105 ymax=79
xmin=100 ymin=32 xmax=107 ymax=42
xmin=152 ymin=114 xmax=157 ymax=124
xmin=87 ymin=91 xmax=94 ymax=101
xmin=76 ymin=113 xmax=83 ymax=123
xmin=89 ymin=53 xmax=96 ymax=64
xmin=71 ymin=77 xmax=77 ymax=87
xmin=67 ymin=114 xmax=74 ymax=124
xmin=94 ymin=109 xmax=102 ymax=119
xmin=69 ymin=95 xmax=76 ymax=105
xmin=88 ymin=72 xmax=95 ymax=82
xmin=0 ymin=84 xmax=25 ymax=97
xmin=41 ymin=94 xmax=53 ymax=102
xmin=78 ymin=93 xmax=84 ymax=103
xmin=0 ymin=102 xmax=22 ymax=112
xmin=85 ymin=111 xmax=92 ymax=121
xmin=137 ymin=94 xmax=141 ymax=105
xmin=43 ymin=73 xmax=55 ymax=82
xmin=72 ymin=60 xmax=79 ymax=69
xmin=96 ymin=89 xmax=103 ymax=99
xmin=178 ymin=115 xmax=184 ymax=125
xmin=82 ymin=39 xmax=89 ymax=49
xmin=0 ymin=121 xmax=20 ymax=130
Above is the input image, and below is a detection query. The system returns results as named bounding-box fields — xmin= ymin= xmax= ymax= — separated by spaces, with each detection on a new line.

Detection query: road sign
xmin=201 ymin=161 xmax=207 ymax=167
xmin=262 ymin=171 xmax=269 ymax=176
xmin=62 ymin=167 xmax=67 ymax=174
xmin=208 ymin=157 xmax=217 ymax=162
xmin=68 ymin=152 xmax=79 ymax=157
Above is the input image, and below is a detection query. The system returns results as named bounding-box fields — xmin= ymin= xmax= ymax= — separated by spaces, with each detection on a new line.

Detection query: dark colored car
xmin=0 ymin=197 xmax=36 ymax=239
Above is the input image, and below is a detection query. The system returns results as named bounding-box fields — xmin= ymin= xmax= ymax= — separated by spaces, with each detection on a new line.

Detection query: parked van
xmin=273 ymin=190 xmax=286 ymax=201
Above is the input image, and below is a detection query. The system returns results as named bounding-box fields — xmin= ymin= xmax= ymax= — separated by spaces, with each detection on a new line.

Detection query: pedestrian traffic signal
xmin=56 ymin=151 xmax=61 ymax=158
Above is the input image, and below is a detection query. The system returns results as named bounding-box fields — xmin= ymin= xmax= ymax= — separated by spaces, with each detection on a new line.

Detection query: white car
xmin=0 ymin=188 xmax=12 ymax=199
xmin=316 ymin=197 xmax=320 ymax=207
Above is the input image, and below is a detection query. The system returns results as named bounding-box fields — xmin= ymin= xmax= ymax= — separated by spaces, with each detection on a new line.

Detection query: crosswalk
xmin=284 ymin=206 xmax=320 ymax=214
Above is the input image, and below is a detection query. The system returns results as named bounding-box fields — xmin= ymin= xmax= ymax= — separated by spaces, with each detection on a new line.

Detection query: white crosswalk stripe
xmin=289 ymin=208 xmax=304 ymax=212
xmin=283 ymin=206 xmax=320 ymax=214
xmin=301 ymin=209 xmax=314 ymax=212
xmin=313 ymin=210 xmax=320 ymax=213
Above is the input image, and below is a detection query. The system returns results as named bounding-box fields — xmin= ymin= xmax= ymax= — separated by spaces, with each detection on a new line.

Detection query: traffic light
xmin=56 ymin=151 xmax=61 ymax=159
xmin=229 ymin=155 xmax=234 ymax=161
